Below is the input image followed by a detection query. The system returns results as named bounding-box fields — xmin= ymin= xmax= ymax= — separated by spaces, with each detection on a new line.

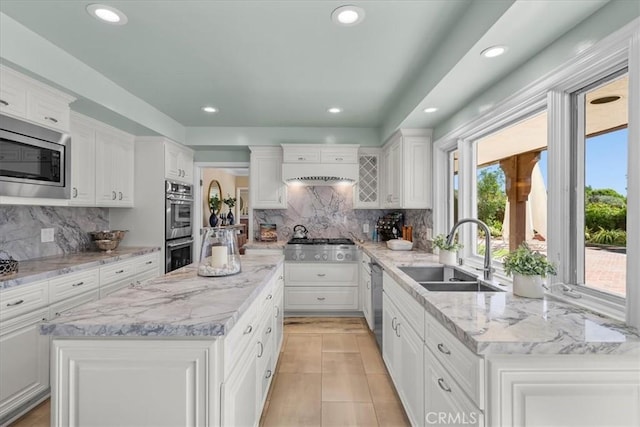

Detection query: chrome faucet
xmin=446 ymin=218 xmax=493 ymax=281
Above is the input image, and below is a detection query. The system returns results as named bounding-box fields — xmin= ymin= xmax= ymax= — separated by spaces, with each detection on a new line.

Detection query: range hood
xmin=282 ymin=163 xmax=358 ymax=185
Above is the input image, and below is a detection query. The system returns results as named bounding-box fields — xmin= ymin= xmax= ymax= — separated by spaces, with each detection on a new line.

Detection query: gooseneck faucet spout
xmin=446 ymin=218 xmax=493 ymax=281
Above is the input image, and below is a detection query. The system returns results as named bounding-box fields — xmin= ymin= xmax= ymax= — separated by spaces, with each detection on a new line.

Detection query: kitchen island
xmin=41 ymin=254 xmax=284 ymax=427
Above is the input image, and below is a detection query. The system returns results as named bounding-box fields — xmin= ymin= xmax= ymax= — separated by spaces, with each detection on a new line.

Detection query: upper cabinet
xmin=382 ymin=129 xmax=432 ymax=209
xmin=282 ymin=144 xmax=359 ymax=165
xmin=95 ymin=125 xmax=134 ymax=207
xmin=165 ymin=142 xmax=194 ymax=184
xmin=69 ymin=113 xmax=96 ymax=206
xmin=250 ymin=147 xmax=287 ymax=209
xmin=0 ymin=65 xmax=75 ymax=132
xmin=354 ymin=148 xmax=382 ymax=209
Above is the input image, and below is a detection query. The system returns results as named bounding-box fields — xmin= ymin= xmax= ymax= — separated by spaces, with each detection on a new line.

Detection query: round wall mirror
xmin=208 ymin=180 xmax=222 ymax=214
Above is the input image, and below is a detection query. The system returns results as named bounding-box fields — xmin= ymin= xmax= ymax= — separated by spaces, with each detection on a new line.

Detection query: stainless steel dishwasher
xmin=371 ymin=262 xmax=384 ymax=350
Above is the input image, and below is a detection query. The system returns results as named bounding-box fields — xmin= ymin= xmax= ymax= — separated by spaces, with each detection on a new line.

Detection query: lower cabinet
xmin=0 ymin=308 xmax=50 ymax=423
xmin=222 ymin=338 xmax=260 ymax=427
xmin=360 ymin=253 xmax=373 ymax=330
xmin=284 ymin=262 xmax=359 ymax=312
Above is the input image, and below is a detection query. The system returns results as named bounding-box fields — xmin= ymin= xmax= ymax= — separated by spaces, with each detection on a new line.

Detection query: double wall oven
xmin=165 ymin=180 xmax=194 ymax=272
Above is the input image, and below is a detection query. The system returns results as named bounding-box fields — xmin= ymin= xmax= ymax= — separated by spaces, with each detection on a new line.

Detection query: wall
xmin=202 ymin=168 xmax=237 ymax=227
xmin=253 ymin=186 xmax=432 ymax=251
xmin=0 ymin=206 xmax=109 ymax=261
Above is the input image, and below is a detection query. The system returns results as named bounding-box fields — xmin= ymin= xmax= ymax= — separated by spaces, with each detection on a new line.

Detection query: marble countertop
xmin=243 ymin=240 xmax=286 ymax=250
xmin=358 ymin=242 xmax=640 ymax=356
xmin=41 ymin=254 xmax=283 ymax=337
xmin=0 ymin=247 xmax=160 ymax=290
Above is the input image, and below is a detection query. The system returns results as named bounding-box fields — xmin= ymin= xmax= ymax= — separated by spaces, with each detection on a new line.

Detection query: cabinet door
xmin=361 ymin=266 xmax=373 ymax=330
xmin=354 ymin=150 xmax=381 ymax=209
xmin=0 ymin=308 xmax=50 ymax=420
xmin=402 ymin=136 xmax=431 ymax=208
xmin=222 ymin=343 xmax=258 ymax=427
xmin=389 ymin=140 xmax=402 ymax=206
xmin=273 ymin=273 xmax=284 ymax=354
xmin=382 ymin=293 xmax=399 ymax=382
xmin=0 ymin=69 xmax=28 ymax=118
xmin=69 ymin=116 xmax=96 ymax=205
xmin=27 ymin=89 xmax=70 ymax=132
xmin=178 ymin=149 xmax=194 ymax=183
xmin=114 ymin=139 xmax=134 ymax=206
xmin=396 ymin=319 xmax=424 ymax=427
xmin=250 ymin=150 xmax=287 ymax=208
xmin=425 ymin=347 xmax=483 ymax=427
xmin=95 ymin=129 xmax=118 ymax=205
xmin=164 ymin=143 xmax=181 ymax=181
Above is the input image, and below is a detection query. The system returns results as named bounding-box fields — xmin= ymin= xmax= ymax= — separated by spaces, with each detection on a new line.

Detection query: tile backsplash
xmin=0 ymin=206 xmax=109 ymax=261
xmin=253 ymin=186 xmax=432 ymax=251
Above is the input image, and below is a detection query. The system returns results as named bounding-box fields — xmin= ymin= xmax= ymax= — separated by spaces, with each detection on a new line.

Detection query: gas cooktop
xmin=287 ymin=238 xmax=355 ymax=245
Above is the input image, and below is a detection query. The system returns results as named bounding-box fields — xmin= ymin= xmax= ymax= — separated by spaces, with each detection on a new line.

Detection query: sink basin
xmin=398 ymin=266 xmax=477 ymax=282
xmin=418 ymin=281 xmax=504 ymax=292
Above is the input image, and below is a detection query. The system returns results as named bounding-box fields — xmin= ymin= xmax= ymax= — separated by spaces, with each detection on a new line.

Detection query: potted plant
xmin=432 ymin=234 xmax=463 ymax=265
xmin=223 ymin=194 xmax=237 ymax=225
xmin=208 ymin=195 xmax=221 ymax=227
xmin=503 ymin=243 xmax=557 ymax=298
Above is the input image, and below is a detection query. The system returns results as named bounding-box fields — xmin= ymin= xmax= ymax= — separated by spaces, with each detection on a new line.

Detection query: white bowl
xmin=386 ymin=239 xmax=414 ymax=251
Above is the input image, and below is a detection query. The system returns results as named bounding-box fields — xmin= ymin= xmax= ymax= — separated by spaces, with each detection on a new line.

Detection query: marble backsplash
xmin=253 ymin=186 xmax=432 ymax=251
xmin=0 ymin=206 xmax=109 ymax=261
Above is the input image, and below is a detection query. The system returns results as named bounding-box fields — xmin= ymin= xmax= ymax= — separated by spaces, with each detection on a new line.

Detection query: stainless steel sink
xmin=418 ymin=281 xmax=504 ymax=292
xmin=398 ymin=266 xmax=477 ymax=282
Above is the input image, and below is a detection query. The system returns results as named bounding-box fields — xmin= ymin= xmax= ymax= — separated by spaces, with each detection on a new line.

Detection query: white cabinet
xmin=360 ymin=252 xmax=373 ymax=330
xmin=0 ymin=65 xmax=74 ymax=132
xmin=273 ymin=273 xmax=284 ymax=353
xmin=282 ymin=144 xmax=359 ymax=165
xmin=382 ymin=129 xmax=432 ymax=209
xmin=222 ymin=336 xmax=259 ymax=427
xmin=68 ymin=113 xmax=96 ymax=205
xmin=250 ymin=146 xmax=287 ymax=208
xmin=382 ymin=293 xmax=424 ymax=427
xmin=165 ymin=142 xmax=194 ymax=183
xmin=95 ymin=126 xmax=134 ymax=207
xmin=354 ymin=148 xmax=382 ymax=209
xmin=284 ymin=262 xmax=359 ymax=312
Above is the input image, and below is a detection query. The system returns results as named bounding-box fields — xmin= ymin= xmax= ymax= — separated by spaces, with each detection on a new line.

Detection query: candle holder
xmin=197 ymin=227 xmax=241 ymax=277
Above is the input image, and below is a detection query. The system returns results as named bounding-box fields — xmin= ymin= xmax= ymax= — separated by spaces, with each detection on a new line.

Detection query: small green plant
xmin=223 ymin=194 xmax=237 ymax=210
xmin=209 ymin=195 xmax=221 ymax=213
xmin=589 ymin=227 xmax=626 ymax=246
xmin=503 ymin=243 xmax=557 ymax=277
xmin=432 ymin=234 xmax=463 ymax=252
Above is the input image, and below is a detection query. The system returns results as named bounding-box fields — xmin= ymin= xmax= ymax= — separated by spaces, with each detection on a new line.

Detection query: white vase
xmin=438 ymin=249 xmax=457 ymax=265
xmin=512 ymin=274 xmax=544 ymax=298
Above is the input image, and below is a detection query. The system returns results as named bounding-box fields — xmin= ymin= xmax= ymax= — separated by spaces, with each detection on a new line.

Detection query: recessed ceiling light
xmin=331 ymin=5 xmax=365 ymax=26
xmin=590 ymin=96 xmax=621 ymax=105
xmin=423 ymin=107 xmax=438 ymax=113
xmin=481 ymin=45 xmax=507 ymax=58
xmin=327 ymin=107 xmax=342 ymax=114
xmin=86 ymin=4 xmax=128 ymax=25
xmin=202 ymin=106 xmax=218 ymax=113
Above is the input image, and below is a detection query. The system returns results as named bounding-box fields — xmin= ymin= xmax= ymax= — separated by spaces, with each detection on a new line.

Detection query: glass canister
xmin=198 ymin=227 xmax=242 ymax=277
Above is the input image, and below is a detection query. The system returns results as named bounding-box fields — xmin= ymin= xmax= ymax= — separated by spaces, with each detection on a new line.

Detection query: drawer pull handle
xmin=244 ymin=325 xmax=253 ymax=335
xmin=391 ymin=317 xmax=397 ymax=331
xmin=265 ymin=369 xmax=272 ymax=379
xmin=317 ymin=297 xmax=326 ymax=301
xmin=73 ymin=187 xmax=78 ymax=198
xmin=335 ymin=157 xmax=343 ymax=161
xmin=395 ymin=323 xmax=401 ymax=337
xmin=437 ymin=378 xmax=452 ymax=393
xmin=297 ymin=157 xmax=305 ymax=161
xmin=44 ymin=116 xmax=58 ymax=123
xmin=6 ymin=299 xmax=24 ymax=307
xmin=437 ymin=343 xmax=451 ymax=355
xmin=0 ymin=99 xmax=8 ymax=106
xmin=317 ymin=273 xmax=326 ymax=277
xmin=266 ymin=327 xmax=272 ymax=334
xmin=145 ymin=261 xmax=153 ymax=265
xmin=72 ymin=281 xmax=85 ymax=287
xmin=119 ymin=192 xmax=123 ymax=200
xmin=257 ymin=341 xmax=264 ymax=358
xmin=115 ymin=269 xmax=125 ymax=274
xmin=112 ymin=191 xmax=117 ymax=200
xmin=275 ymin=306 xmax=280 ymax=318
xmin=266 ymin=294 xmax=273 ymax=300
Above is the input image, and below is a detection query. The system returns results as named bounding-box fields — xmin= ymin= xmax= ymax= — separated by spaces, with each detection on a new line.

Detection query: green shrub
xmin=585 ymin=203 xmax=626 ymax=231
xmin=588 ymin=228 xmax=626 ymax=246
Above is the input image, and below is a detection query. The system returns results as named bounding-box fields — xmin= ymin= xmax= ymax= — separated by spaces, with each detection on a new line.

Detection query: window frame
xmin=432 ymin=20 xmax=639 ymax=327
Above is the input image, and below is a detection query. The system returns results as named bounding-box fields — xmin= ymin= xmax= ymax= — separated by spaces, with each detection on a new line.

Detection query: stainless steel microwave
xmin=0 ymin=114 xmax=71 ymax=199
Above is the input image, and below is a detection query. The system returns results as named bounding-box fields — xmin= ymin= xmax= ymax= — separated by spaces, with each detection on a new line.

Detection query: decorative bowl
xmin=386 ymin=239 xmax=414 ymax=251
xmin=90 ymin=230 xmax=128 ymax=241
xmin=95 ymin=239 xmax=120 ymax=253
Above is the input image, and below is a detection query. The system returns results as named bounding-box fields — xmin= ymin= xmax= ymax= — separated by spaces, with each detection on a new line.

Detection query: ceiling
xmin=0 ymin=0 xmax=612 ymax=135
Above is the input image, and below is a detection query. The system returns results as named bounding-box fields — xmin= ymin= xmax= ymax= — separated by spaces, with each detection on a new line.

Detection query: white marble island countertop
xmin=358 ymin=242 xmax=640 ymax=356
xmin=0 ymin=247 xmax=160 ymax=290
xmin=40 ymin=254 xmax=283 ymax=338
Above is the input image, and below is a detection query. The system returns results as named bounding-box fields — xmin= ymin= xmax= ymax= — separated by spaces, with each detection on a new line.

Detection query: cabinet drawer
xmin=49 ymin=269 xmax=99 ymax=303
xmin=224 ymin=298 xmax=260 ymax=377
xmin=100 ymin=260 xmax=136 ymax=285
xmin=134 ymin=253 xmax=160 ymax=275
xmin=282 ymin=148 xmax=321 ymax=163
xmin=320 ymin=149 xmax=358 ymax=164
xmin=99 ymin=278 xmax=134 ymax=298
xmin=0 ymin=281 xmax=49 ymax=322
xmin=27 ymin=89 xmax=70 ymax=131
xmin=285 ymin=286 xmax=358 ymax=310
xmin=383 ymin=271 xmax=424 ymax=339
xmin=425 ymin=311 xmax=484 ymax=409
xmin=49 ymin=289 xmax=99 ymax=319
xmin=285 ymin=263 xmax=358 ymax=286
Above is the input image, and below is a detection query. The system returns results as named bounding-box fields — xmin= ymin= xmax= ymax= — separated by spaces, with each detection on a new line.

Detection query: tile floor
xmin=10 ymin=317 xmax=409 ymax=427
